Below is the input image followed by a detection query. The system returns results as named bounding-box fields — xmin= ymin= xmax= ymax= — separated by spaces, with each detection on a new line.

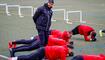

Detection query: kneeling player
xmin=69 ymin=24 xmax=97 ymax=41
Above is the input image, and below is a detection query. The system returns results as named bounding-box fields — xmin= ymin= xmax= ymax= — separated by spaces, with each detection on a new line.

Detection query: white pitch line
xmin=0 ymin=54 xmax=9 ymax=59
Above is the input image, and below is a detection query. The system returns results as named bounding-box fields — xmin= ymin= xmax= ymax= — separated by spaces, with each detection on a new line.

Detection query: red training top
xmin=78 ymin=25 xmax=94 ymax=41
xmin=51 ymin=30 xmax=70 ymax=42
xmin=45 ymin=46 xmax=68 ymax=60
xmin=83 ymin=54 xmax=105 ymax=60
xmin=47 ymin=35 xmax=67 ymax=46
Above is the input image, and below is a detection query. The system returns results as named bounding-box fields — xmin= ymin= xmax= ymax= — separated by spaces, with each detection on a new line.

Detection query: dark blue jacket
xmin=33 ymin=3 xmax=53 ymax=31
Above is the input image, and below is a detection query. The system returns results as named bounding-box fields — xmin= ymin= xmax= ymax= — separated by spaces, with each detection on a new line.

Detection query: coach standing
xmin=33 ymin=0 xmax=54 ymax=46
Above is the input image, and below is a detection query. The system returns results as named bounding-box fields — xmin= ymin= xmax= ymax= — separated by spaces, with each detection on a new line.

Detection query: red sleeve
xmin=99 ymin=54 xmax=105 ymax=57
xmin=84 ymin=35 xmax=90 ymax=41
xmin=60 ymin=52 xmax=66 ymax=60
xmin=48 ymin=35 xmax=67 ymax=46
xmin=60 ymin=56 xmax=66 ymax=60
xmin=60 ymin=47 xmax=67 ymax=60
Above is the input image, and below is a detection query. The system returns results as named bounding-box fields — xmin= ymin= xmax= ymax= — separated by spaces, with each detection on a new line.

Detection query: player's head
xmin=47 ymin=0 xmax=54 ymax=8
xmin=91 ymin=31 xmax=97 ymax=41
xmin=62 ymin=31 xmax=72 ymax=42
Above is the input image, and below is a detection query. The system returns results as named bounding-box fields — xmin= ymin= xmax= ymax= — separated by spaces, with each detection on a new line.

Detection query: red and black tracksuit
xmin=71 ymin=25 xmax=96 ymax=41
xmin=10 ymin=31 xmax=69 ymax=57
xmin=13 ymin=46 xmax=68 ymax=60
xmin=45 ymin=46 xmax=68 ymax=60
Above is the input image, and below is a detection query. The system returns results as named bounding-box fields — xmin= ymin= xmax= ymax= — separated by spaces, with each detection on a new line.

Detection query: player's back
xmin=45 ymin=46 xmax=67 ymax=60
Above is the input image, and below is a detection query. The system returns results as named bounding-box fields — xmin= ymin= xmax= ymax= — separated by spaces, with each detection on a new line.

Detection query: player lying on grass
xmin=99 ymin=29 xmax=105 ymax=37
xmin=50 ymin=30 xmax=72 ymax=42
xmin=69 ymin=24 xmax=97 ymax=41
xmin=71 ymin=54 xmax=105 ymax=60
xmin=9 ymin=45 xmax=73 ymax=60
xmin=9 ymin=34 xmax=73 ymax=57
xmin=9 ymin=29 xmax=72 ymax=49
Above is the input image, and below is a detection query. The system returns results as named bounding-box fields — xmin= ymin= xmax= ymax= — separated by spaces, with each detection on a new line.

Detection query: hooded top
xmin=33 ymin=3 xmax=53 ymax=31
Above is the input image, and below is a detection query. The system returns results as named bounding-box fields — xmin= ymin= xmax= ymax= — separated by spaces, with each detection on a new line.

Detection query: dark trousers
xmin=102 ymin=29 xmax=105 ymax=33
xmin=71 ymin=55 xmax=83 ymax=60
xmin=18 ymin=47 xmax=45 ymax=60
xmin=12 ymin=39 xmax=36 ymax=44
xmin=71 ymin=25 xmax=79 ymax=35
xmin=12 ymin=39 xmax=41 ymax=57
xmin=37 ymin=29 xmax=49 ymax=46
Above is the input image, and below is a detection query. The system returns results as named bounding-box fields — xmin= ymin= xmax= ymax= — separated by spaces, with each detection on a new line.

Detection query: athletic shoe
xmin=12 ymin=40 xmax=16 ymax=48
xmin=8 ymin=58 xmax=12 ymax=60
xmin=9 ymin=48 xmax=15 ymax=57
xmin=99 ymin=30 xmax=103 ymax=37
xmin=13 ymin=43 xmax=16 ymax=48
xmin=9 ymin=57 xmax=17 ymax=60
xmin=8 ymin=41 xmax=13 ymax=48
xmin=9 ymin=40 xmax=16 ymax=49
xmin=30 ymin=36 xmax=34 ymax=40
xmin=8 ymin=57 xmax=13 ymax=60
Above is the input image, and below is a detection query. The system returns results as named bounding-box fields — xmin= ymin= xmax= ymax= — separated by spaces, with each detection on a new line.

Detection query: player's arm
xmin=33 ymin=8 xmax=42 ymax=23
xmin=60 ymin=51 xmax=66 ymax=60
xmin=84 ymin=35 xmax=91 ymax=41
xmin=60 ymin=55 xmax=66 ymax=60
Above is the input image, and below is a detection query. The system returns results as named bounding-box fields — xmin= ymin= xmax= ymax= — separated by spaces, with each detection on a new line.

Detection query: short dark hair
xmin=48 ymin=0 xmax=54 ymax=4
xmin=91 ymin=31 xmax=96 ymax=38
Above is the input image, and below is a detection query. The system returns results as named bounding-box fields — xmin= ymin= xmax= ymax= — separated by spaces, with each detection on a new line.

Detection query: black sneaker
xmin=9 ymin=48 xmax=15 ymax=57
